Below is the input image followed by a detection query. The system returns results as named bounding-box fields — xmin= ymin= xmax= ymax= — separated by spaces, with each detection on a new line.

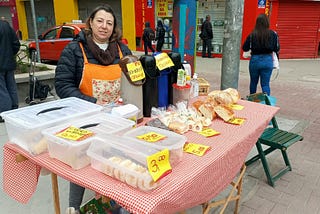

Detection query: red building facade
xmin=134 ymin=0 xmax=320 ymax=59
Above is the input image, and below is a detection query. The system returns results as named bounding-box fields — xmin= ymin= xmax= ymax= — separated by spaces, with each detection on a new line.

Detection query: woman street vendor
xmin=54 ymin=4 xmax=132 ymax=214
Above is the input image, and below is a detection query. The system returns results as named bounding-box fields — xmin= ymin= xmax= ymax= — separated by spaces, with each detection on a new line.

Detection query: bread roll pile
xmin=192 ymin=88 xmax=240 ymax=122
xmin=104 ymin=156 xmax=159 ymax=191
xmin=159 ymin=105 xmax=212 ymax=134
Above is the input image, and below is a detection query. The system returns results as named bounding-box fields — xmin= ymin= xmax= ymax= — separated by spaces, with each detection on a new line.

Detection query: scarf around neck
xmin=86 ymin=34 xmax=118 ymax=65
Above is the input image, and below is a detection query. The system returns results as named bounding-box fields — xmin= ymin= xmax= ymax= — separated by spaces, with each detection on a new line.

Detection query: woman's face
xmin=90 ymin=10 xmax=114 ymax=43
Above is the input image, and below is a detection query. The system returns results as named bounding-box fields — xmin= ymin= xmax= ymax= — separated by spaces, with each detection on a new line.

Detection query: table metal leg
xmin=51 ymin=173 xmax=61 ymax=214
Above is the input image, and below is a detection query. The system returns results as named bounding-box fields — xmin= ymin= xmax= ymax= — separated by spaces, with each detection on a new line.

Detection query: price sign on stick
xmin=147 ymin=149 xmax=172 ymax=182
xmin=183 ymin=142 xmax=211 ymax=156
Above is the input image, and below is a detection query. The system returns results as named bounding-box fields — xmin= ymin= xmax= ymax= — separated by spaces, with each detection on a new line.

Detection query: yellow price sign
xmin=136 ymin=132 xmax=166 ymax=143
xmin=183 ymin=142 xmax=211 ymax=156
xmin=126 ymin=61 xmax=145 ymax=82
xmin=227 ymin=117 xmax=246 ymax=125
xmin=55 ymin=126 xmax=94 ymax=141
xmin=154 ymin=53 xmax=174 ymax=71
xmin=231 ymin=104 xmax=244 ymax=110
xmin=199 ymin=128 xmax=220 ymax=137
xmin=147 ymin=149 xmax=172 ymax=182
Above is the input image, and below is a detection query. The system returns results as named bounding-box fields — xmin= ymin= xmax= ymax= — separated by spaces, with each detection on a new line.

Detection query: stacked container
xmin=42 ymin=113 xmax=135 ymax=170
xmin=0 ymin=97 xmax=103 ymax=155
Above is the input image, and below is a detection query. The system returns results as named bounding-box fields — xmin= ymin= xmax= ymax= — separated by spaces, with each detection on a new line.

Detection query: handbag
xmin=242 ymin=50 xmax=251 ymax=58
xmin=273 ymin=31 xmax=280 ymax=69
xmin=273 ymin=52 xmax=279 ymax=69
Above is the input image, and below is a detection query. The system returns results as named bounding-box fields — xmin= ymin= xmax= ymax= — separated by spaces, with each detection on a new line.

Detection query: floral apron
xmin=79 ymin=43 xmax=123 ymax=104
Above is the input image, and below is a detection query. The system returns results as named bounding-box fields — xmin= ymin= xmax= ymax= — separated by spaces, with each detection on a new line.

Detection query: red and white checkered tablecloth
xmin=2 ymin=100 xmax=279 ymax=213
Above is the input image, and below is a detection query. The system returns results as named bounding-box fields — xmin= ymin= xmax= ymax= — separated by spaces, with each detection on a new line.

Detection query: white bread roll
xmin=31 ymin=137 xmax=48 ymax=155
xmin=214 ymin=105 xmax=235 ymax=122
xmin=208 ymin=90 xmax=221 ymax=97
xmin=213 ymin=91 xmax=234 ymax=106
xmin=125 ymin=162 xmax=139 ymax=187
xmin=168 ymin=121 xmax=189 ymax=134
xmin=199 ymin=103 xmax=216 ymax=120
xmin=105 ymin=156 xmax=122 ymax=176
xmin=223 ymin=88 xmax=240 ymax=103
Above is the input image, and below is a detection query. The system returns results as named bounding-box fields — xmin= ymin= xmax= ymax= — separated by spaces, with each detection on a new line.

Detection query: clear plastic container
xmin=87 ymin=136 xmax=163 ymax=191
xmin=42 ymin=113 xmax=135 ymax=170
xmin=123 ymin=126 xmax=187 ymax=166
xmin=0 ymin=97 xmax=103 ymax=155
xmin=111 ymin=104 xmax=140 ymax=125
xmin=172 ymin=83 xmax=191 ymax=106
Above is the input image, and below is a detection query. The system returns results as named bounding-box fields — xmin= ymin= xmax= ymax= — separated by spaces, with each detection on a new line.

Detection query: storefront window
xmin=197 ymin=0 xmax=226 ymax=54
xmin=155 ymin=0 xmax=173 ymax=50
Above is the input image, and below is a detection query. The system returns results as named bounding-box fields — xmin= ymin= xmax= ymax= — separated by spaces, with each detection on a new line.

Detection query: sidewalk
xmin=1 ymin=56 xmax=320 ymax=213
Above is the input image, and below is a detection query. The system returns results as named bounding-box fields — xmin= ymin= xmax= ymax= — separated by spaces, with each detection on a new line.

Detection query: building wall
xmin=12 ymin=0 xmax=142 ymax=50
xmin=121 ymin=0 xmax=136 ymax=50
xmin=15 ymin=0 xmax=27 ymax=40
xmin=53 ymin=0 xmax=78 ymax=25
xmin=0 ymin=0 xmax=18 ymax=30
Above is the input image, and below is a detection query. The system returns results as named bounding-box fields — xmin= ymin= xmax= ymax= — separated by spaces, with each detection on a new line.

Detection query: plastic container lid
xmin=0 ymin=97 xmax=103 ymax=129
xmin=172 ymin=83 xmax=191 ymax=90
xmin=111 ymin=104 xmax=139 ymax=119
xmin=42 ymin=112 xmax=135 ymax=139
xmin=123 ymin=126 xmax=187 ymax=151
xmin=87 ymin=136 xmax=164 ymax=191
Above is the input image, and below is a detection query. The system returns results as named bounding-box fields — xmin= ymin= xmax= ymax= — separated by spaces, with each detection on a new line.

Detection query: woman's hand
xmin=96 ymin=100 xmax=105 ymax=105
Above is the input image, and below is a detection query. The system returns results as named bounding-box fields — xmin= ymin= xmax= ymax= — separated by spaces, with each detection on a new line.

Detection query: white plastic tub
xmin=0 ymin=97 xmax=103 ymax=155
xmin=123 ymin=126 xmax=187 ymax=166
xmin=87 ymin=136 xmax=163 ymax=191
xmin=42 ymin=113 xmax=135 ymax=170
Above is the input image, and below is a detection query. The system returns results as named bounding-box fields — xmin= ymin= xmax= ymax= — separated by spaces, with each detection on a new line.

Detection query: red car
xmin=28 ymin=23 xmax=86 ymax=62
xmin=29 ymin=23 xmax=128 ymax=62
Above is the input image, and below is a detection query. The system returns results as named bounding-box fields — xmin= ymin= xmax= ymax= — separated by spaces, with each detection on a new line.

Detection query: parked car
xmin=28 ymin=23 xmax=86 ymax=62
xmin=28 ymin=23 xmax=128 ymax=62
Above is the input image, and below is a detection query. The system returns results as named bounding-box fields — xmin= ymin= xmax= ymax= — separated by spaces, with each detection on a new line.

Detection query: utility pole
xmin=30 ymin=0 xmax=41 ymax=62
xmin=220 ymin=0 xmax=244 ymax=90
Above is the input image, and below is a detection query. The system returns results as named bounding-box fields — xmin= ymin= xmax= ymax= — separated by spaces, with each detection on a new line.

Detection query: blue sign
xmin=258 ymin=0 xmax=266 ymax=8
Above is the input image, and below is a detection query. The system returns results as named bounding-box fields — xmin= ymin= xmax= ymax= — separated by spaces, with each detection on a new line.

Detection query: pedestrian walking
xmin=200 ymin=15 xmax=213 ymax=58
xmin=142 ymin=21 xmax=155 ymax=55
xmin=242 ymin=13 xmax=280 ymax=96
xmin=55 ymin=4 xmax=132 ymax=214
xmin=155 ymin=20 xmax=166 ymax=52
xmin=0 ymin=19 xmax=21 ymax=122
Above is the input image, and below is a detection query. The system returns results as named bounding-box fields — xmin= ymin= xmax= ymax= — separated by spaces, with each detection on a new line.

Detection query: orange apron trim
xmin=79 ymin=42 xmax=123 ymax=104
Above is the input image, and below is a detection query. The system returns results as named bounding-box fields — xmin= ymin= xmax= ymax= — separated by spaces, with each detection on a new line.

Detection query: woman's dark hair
xmin=84 ymin=4 xmax=122 ymax=42
xmin=252 ymin=13 xmax=271 ymax=48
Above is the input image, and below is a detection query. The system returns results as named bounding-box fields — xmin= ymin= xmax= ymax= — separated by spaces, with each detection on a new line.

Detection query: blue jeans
xmin=0 ymin=70 xmax=19 ymax=113
xmin=249 ymin=54 xmax=273 ymax=95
